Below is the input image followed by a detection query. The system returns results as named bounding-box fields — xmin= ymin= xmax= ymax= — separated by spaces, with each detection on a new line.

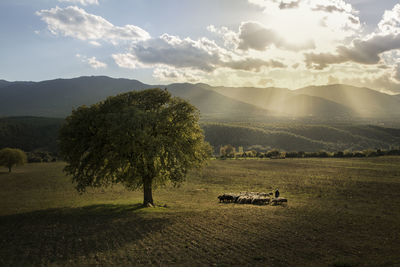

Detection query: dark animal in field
xmin=251 ymin=197 xmax=270 ymax=205
xmin=218 ymin=193 xmax=238 ymax=203
xmin=271 ymin=197 xmax=288 ymax=206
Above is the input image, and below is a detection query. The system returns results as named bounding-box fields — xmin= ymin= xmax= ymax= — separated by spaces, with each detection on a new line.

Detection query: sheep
xmin=271 ymin=197 xmax=288 ymax=206
xmin=251 ymin=197 xmax=269 ymax=205
xmin=218 ymin=192 xmax=284 ymax=206
xmin=218 ymin=193 xmax=238 ymax=203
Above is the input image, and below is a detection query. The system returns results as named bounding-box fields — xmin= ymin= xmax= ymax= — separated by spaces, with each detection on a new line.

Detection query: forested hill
xmin=0 ymin=76 xmax=270 ymax=119
xmin=1 ymin=117 xmax=399 ymax=154
xmin=1 ymin=76 xmax=400 ymax=121
xmin=0 ymin=117 xmax=63 ymax=153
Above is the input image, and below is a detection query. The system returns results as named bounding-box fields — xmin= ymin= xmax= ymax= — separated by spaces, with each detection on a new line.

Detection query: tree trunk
xmin=143 ymin=178 xmax=154 ymax=207
xmin=8 ymin=166 xmax=11 ymax=173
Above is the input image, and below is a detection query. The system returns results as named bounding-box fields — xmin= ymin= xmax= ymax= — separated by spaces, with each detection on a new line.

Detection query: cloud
xmin=258 ymin=78 xmax=275 ymax=86
xmin=378 ymin=3 xmax=400 ymax=35
xmin=112 ymin=53 xmax=143 ymax=69
xmin=279 ymin=1 xmax=300 ymax=9
xmin=112 ymin=34 xmax=286 ymax=73
xmin=394 ymin=63 xmax=400 ymax=82
xmin=127 ymin=34 xmax=224 ymax=72
xmin=224 ymin=58 xmax=287 ymax=71
xmin=246 ymin=0 xmax=360 ymax=48
xmin=76 ymin=54 xmax=107 ymax=68
xmin=87 ymin=56 xmax=107 ymax=69
xmin=207 ymin=25 xmax=238 ymax=49
xmin=304 ymin=3 xmax=400 ymax=70
xmin=236 ymin=21 xmax=315 ymax=51
xmin=58 ymin=0 xmax=99 ymax=6
xmin=249 ymin=0 xmax=353 ymax=13
xmin=36 ymin=6 xmax=150 ymax=44
xmin=153 ymin=66 xmax=202 ymax=83
xmin=89 ymin=40 xmax=101 ymax=46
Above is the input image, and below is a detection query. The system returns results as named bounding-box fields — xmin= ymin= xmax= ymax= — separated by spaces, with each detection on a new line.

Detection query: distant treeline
xmin=1 ymin=117 xmax=400 ymax=160
xmin=0 ymin=117 xmax=63 ymax=162
xmin=203 ymin=123 xmax=400 ymax=153
xmin=219 ymin=144 xmax=400 ymax=159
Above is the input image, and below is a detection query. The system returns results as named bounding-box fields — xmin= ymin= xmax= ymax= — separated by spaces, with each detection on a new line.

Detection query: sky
xmin=1 ymin=0 xmax=400 ymax=93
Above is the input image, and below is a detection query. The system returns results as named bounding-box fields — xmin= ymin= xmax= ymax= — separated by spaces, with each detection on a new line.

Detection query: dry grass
xmin=0 ymin=158 xmax=399 ymax=266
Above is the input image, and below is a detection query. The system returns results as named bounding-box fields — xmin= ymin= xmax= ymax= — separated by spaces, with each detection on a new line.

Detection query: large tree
xmin=59 ymin=88 xmax=211 ymax=206
xmin=0 ymin=148 xmax=27 ymax=173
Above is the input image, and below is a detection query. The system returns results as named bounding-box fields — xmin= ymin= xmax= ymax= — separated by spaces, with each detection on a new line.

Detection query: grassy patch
xmin=0 ymin=158 xmax=399 ymax=266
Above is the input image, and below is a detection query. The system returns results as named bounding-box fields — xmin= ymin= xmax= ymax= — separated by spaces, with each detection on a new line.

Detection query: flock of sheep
xmin=218 ymin=192 xmax=288 ymax=206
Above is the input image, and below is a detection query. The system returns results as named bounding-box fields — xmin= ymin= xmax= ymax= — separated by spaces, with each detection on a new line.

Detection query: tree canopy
xmin=59 ymin=88 xmax=211 ymax=206
xmin=0 ymin=148 xmax=27 ymax=172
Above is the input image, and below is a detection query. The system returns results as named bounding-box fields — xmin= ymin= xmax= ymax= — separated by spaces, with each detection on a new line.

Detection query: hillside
xmin=211 ymin=86 xmax=292 ymax=112
xmin=2 ymin=117 xmax=399 ymax=154
xmin=212 ymin=83 xmax=400 ymax=120
xmin=164 ymin=83 xmax=273 ymax=119
xmin=0 ymin=76 xmax=149 ymax=117
xmin=0 ymin=80 xmax=11 ymax=88
xmin=0 ymin=116 xmax=63 ymax=153
xmin=295 ymin=84 xmax=400 ymax=118
xmin=0 ymin=76 xmax=270 ymax=120
xmin=281 ymin=94 xmax=356 ymax=118
xmin=1 ymin=76 xmax=400 ymax=121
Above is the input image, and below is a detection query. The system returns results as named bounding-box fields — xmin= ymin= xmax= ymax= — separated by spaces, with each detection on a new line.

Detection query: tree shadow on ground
xmin=0 ymin=204 xmax=171 ymax=265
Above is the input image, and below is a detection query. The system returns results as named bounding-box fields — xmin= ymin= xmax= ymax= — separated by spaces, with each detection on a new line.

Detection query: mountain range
xmin=1 ymin=76 xmax=399 ymax=121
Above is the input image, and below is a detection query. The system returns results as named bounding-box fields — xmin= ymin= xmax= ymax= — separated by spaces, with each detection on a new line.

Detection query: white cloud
xmin=378 ymin=4 xmax=400 ymax=35
xmin=153 ymin=66 xmax=203 ymax=83
xmin=76 ymin=54 xmax=107 ymax=69
xmin=112 ymin=53 xmax=143 ymax=69
xmin=236 ymin=21 xmax=315 ymax=51
xmin=89 ymin=40 xmax=101 ymax=46
xmin=36 ymin=6 xmax=150 ymax=44
xmin=58 ymin=0 xmax=99 ymax=6
xmin=305 ymin=34 xmax=400 ymax=69
xmin=304 ymin=3 xmax=400 ymax=70
xmin=87 ymin=57 xmax=107 ymax=68
xmin=394 ymin=63 xmax=400 ymax=82
xmin=246 ymin=0 xmax=361 ymax=52
xmin=112 ymin=34 xmax=287 ymax=73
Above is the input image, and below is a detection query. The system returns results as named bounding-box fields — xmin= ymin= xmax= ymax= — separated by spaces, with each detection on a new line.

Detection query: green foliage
xmin=202 ymin=122 xmax=400 ymax=153
xmin=0 ymin=147 xmax=27 ymax=172
xmin=219 ymin=144 xmax=236 ymax=158
xmin=59 ymin=88 xmax=211 ymax=205
xmin=0 ymin=116 xmax=63 ymax=153
xmin=2 ymin=117 xmax=400 ymax=157
xmin=27 ymin=151 xmax=57 ymax=163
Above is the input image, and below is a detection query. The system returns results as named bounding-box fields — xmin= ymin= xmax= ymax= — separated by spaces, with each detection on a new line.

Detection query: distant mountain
xmin=166 ymin=83 xmax=274 ymax=120
xmin=213 ymin=83 xmax=400 ymax=119
xmin=0 ymin=76 xmax=150 ymax=117
xmin=0 ymin=76 xmax=270 ymax=119
xmin=210 ymin=86 xmax=291 ymax=111
xmin=281 ymin=94 xmax=356 ymax=118
xmin=1 ymin=76 xmax=399 ymax=120
xmin=0 ymin=80 xmax=10 ymax=88
xmin=212 ymin=85 xmax=357 ymax=118
xmin=295 ymin=84 xmax=400 ymax=118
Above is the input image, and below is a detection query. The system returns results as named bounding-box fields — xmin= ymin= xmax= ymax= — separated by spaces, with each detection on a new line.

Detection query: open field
xmin=0 ymin=158 xmax=399 ymax=266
